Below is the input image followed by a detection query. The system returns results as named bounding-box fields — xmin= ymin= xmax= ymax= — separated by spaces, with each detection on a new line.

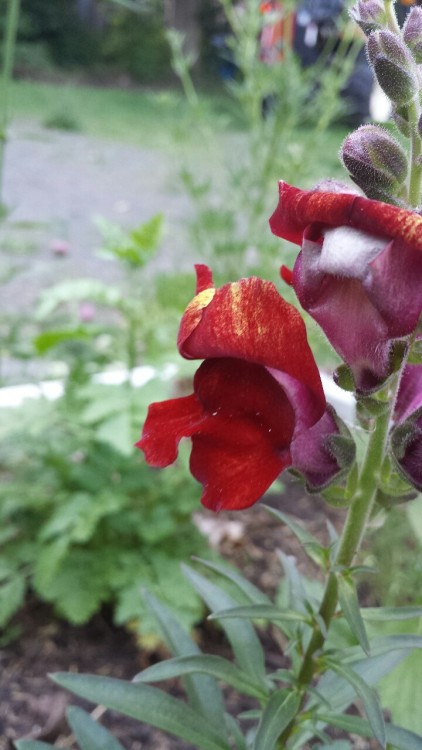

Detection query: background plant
xmin=0 ymin=213 xmax=214 ymax=637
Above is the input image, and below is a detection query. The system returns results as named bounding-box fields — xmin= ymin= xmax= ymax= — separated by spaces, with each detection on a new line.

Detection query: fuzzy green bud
xmin=350 ymin=0 xmax=387 ymax=35
xmin=403 ymin=6 xmax=422 ymax=63
xmin=340 ymin=124 xmax=408 ymax=202
xmin=367 ymin=29 xmax=419 ymax=105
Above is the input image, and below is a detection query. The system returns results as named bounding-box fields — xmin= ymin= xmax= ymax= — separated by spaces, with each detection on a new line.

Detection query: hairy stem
xmin=277 ymin=380 xmax=400 ymax=747
xmin=407 ymin=98 xmax=422 ymax=208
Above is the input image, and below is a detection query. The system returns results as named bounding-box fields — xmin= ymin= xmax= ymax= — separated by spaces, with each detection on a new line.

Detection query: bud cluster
xmin=347 ymin=0 xmax=422 ymax=202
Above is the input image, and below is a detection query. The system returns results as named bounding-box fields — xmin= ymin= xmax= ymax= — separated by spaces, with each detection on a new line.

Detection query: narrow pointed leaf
xmin=325 ymin=660 xmax=386 ymax=748
xmin=361 ymin=606 xmax=422 ymax=621
xmin=319 ymin=712 xmax=422 ymax=750
xmin=51 ymin=673 xmax=231 ymax=750
xmin=209 ymin=604 xmax=308 ymax=625
xmin=182 ymin=564 xmax=266 ymax=684
xmin=135 ymin=654 xmax=268 ymax=698
xmin=192 ymin=557 xmax=270 ymax=604
xmin=264 ymin=506 xmax=325 ymax=566
xmin=15 ymin=743 xmax=54 ymax=750
xmin=336 ymin=634 xmax=422 ymax=663
xmin=315 ymin=649 xmax=412 ymax=713
xmin=253 ymin=690 xmax=301 ymax=750
xmin=337 ymin=575 xmax=370 ymax=655
xmin=144 ymin=592 xmax=225 ymax=727
xmin=66 ymin=706 xmax=125 ymax=750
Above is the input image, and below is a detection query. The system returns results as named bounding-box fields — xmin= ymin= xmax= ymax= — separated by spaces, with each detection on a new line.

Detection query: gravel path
xmin=1 ymin=122 xmax=193 ymax=313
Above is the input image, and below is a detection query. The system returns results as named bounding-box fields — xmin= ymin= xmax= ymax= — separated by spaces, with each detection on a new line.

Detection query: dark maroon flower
xmin=270 ymin=181 xmax=422 ymax=392
xmin=391 ymin=363 xmax=422 ymax=491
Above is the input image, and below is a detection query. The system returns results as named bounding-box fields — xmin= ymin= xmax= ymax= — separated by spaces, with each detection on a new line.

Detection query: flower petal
xmin=136 ymin=394 xmax=206 ymax=467
xmin=291 ymin=408 xmax=349 ymax=490
xmin=367 ymin=240 xmax=422 ymax=336
xmin=270 ymin=181 xmax=422 ymax=251
xmin=293 ymin=242 xmax=391 ymax=391
xmin=178 ymin=269 xmax=325 ymax=421
xmin=192 ymin=359 xmax=295 ymax=510
xmin=190 ymin=420 xmax=290 ymax=511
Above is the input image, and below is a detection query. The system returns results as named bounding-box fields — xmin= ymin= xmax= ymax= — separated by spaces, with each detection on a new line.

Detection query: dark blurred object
xmin=396 ymin=0 xmax=422 ymax=27
xmin=293 ymin=0 xmax=373 ymax=126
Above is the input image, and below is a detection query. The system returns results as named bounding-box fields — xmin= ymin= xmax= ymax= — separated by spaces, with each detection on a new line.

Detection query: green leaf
xmin=319 ymin=712 xmax=422 ymax=750
xmin=66 ymin=706 xmax=126 ymax=750
xmin=337 ymin=575 xmax=370 ymax=655
xmin=253 ymin=690 xmax=301 ymax=750
xmin=209 ymin=604 xmax=308 ymax=626
xmin=315 ymin=649 xmax=412 ymax=714
xmin=51 ymin=674 xmax=231 ymax=750
xmin=192 ymin=557 xmax=270 ymax=604
xmin=144 ymin=592 xmax=225 ymax=728
xmin=323 ymin=660 xmax=385 ymax=748
xmin=361 ymin=606 xmax=422 ymax=621
xmin=135 ymin=654 xmax=268 ymax=699
xmin=0 ymin=572 xmax=26 ymax=627
xmin=378 ymin=649 xmax=422 ymax=736
xmin=181 ymin=564 xmax=267 ymax=685
xmin=263 ymin=506 xmax=326 ymax=566
xmin=34 ymin=327 xmax=91 ymax=354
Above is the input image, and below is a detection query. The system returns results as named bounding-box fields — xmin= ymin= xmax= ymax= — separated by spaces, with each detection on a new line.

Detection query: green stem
xmin=277 ymin=384 xmax=399 ymax=747
xmin=407 ymin=99 xmax=422 ymax=208
xmin=384 ymin=0 xmax=401 ymax=35
xmin=0 ymin=0 xmax=21 ymax=206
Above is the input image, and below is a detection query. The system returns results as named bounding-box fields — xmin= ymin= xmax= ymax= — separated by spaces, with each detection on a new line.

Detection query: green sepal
xmin=374 ymin=487 xmax=417 ymax=510
xmin=318 ymin=712 xmax=422 ymax=750
xmin=337 ymin=574 xmax=371 ymax=655
xmin=134 ymin=653 xmax=270 ymax=699
xmin=357 ymin=396 xmax=391 ymax=418
xmin=252 ymin=690 xmax=301 ymax=750
xmin=51 ymin=673 xmax=231 ymax=750
xmin=407 ymin=337 xmax=422 ymax=364
xmin=333 ymin=364 xmax=355 ymax=392
xmin=322 ymin=659 xmax=386 ymax=748
xmin=66 ymin=706 xmax=126 ymax=750
xmin=322 ymin=485 xmax=352 ymax=509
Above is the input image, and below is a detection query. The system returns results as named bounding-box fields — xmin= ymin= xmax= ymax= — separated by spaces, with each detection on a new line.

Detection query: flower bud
xmin=340 ymin=124 xmax=408 ymax=202
xmin=403 ymin=6 xmax=422 ymax=63
xmin=350 ymin=0 xmax=387 ymax=35
xmin=367 ymin=29 xmax=419 ymax=105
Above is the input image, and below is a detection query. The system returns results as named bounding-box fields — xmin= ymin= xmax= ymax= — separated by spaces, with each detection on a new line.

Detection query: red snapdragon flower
xmin=137 ymin=265 xmax=341 ymax=511
xmin=270 ymin=181 xmax=422 ymax=392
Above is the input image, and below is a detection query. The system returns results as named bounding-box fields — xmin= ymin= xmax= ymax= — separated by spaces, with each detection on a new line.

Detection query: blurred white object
xmin=370 ymin=82 xmax=392 ymax=123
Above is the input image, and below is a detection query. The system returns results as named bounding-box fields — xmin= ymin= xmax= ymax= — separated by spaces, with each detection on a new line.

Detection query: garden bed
xmin=1 ymin=486 xmax=378 ymax=750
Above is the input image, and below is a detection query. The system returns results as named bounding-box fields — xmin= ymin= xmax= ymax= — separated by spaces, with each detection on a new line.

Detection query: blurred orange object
xmin=259 ymin=1 xmax=295 ymax=63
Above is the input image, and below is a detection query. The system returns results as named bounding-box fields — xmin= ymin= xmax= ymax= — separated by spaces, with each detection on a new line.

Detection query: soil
xmin=0 ymin=486 xmax=378 ymax=750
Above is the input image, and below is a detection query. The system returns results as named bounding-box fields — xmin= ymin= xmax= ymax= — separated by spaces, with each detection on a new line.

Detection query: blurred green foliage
xmin=0 ymin=213 xmax=211 ymax=637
